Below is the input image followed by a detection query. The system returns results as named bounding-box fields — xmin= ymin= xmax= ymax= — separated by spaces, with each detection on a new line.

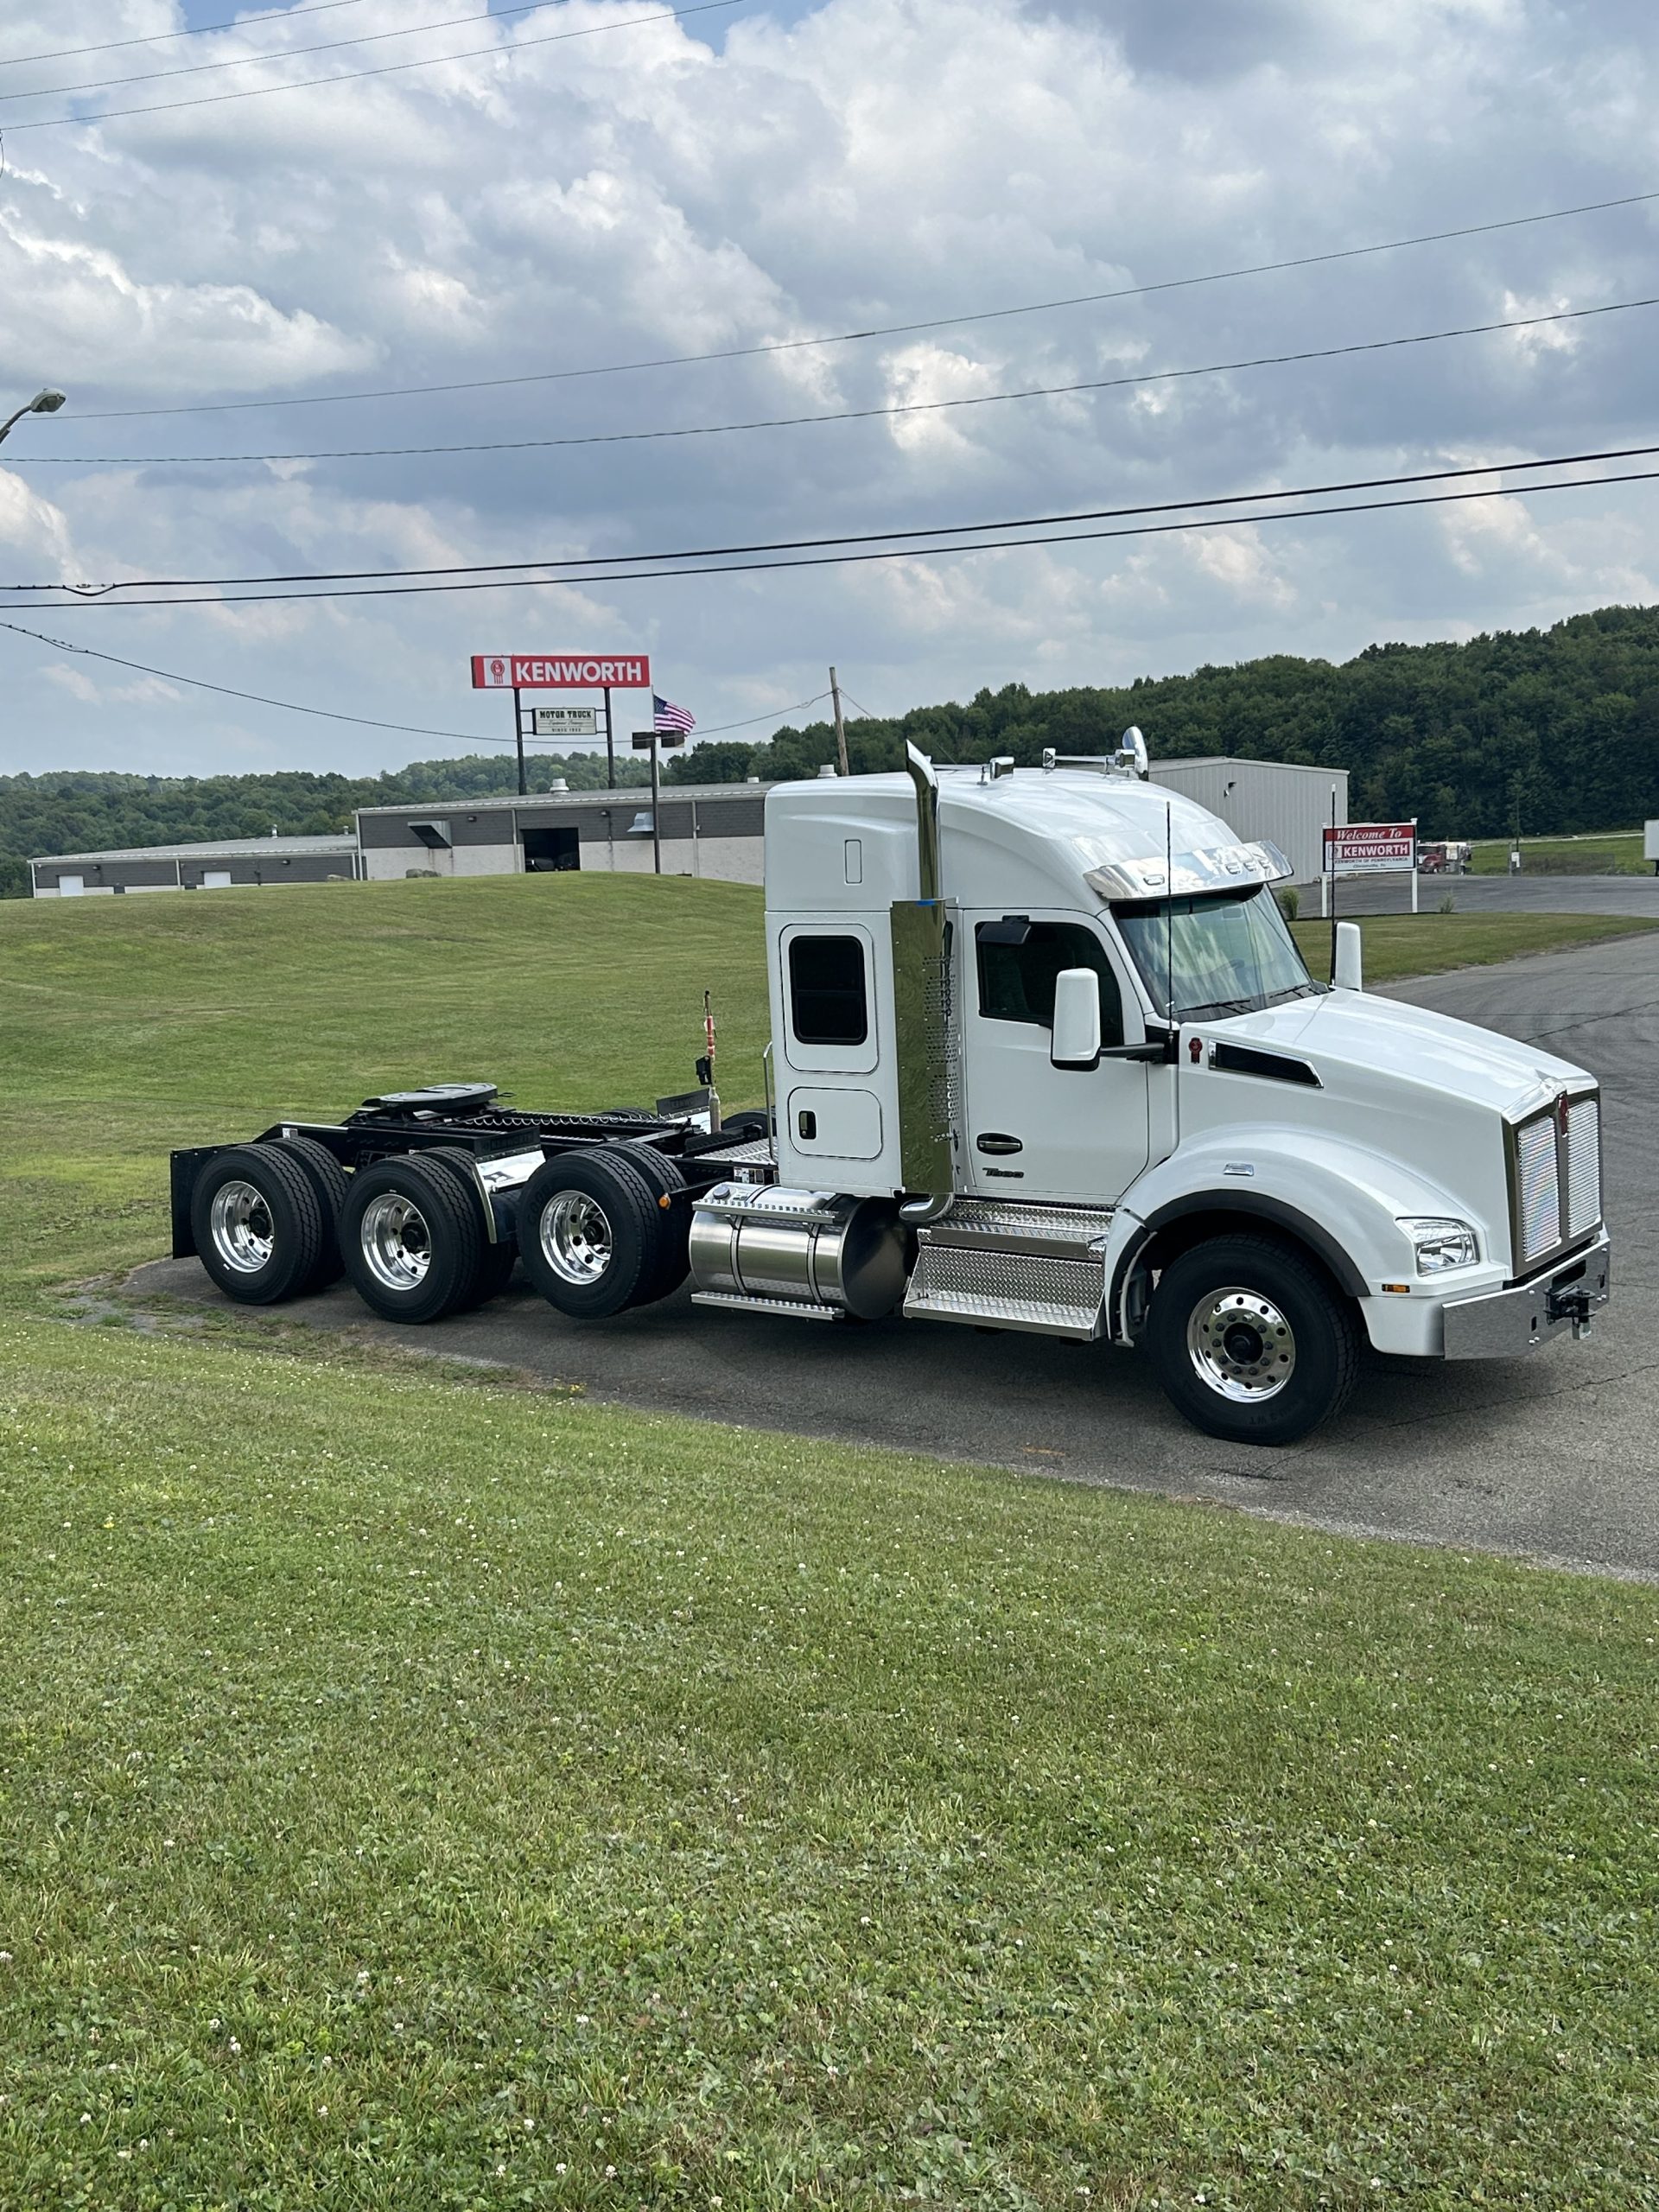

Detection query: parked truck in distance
xmin=172 ymin=736 xmax=1611 ymax=1446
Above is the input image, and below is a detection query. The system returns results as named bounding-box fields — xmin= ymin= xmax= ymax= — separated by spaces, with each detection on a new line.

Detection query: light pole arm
xmin=0 ymin=406 xmax=29 ymax=447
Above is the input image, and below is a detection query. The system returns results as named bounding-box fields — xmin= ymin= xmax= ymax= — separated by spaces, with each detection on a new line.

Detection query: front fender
xmin=1103 ymin=1126 xmax=1504 ymax=1339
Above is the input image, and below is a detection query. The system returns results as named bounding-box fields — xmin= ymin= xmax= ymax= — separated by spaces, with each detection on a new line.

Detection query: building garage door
xmin=522 ymin=827 xmax=580 ymax=873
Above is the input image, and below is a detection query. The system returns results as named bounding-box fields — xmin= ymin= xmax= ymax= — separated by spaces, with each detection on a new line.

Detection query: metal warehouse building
xmin=355 ymin=784 xmax=769 ymax=885
xmin=1149 ymin=758 xmax=1348 ymax=886
xmin=28 ymin=759 xmax=1346 ymax=897
xmin=29 ymin=833 xmax=362 ymax=897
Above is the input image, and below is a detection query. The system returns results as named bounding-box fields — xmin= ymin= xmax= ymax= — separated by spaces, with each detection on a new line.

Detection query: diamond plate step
xmin=903 ymin=1240 xmax=1105 ymax=1338
xmin=923 ymin=1197 xmax=1115 ymax=1261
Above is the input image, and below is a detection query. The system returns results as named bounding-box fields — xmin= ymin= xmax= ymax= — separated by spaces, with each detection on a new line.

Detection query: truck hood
xmin=1223 ymin=989 xmax=1592 ymax=1116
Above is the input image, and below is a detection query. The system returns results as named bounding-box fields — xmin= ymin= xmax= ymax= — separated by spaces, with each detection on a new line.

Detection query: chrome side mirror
xmin=1051 ymin=968 xmax=1103 ymax=1068
xmin=1334 ymin=920 xmax=1363 ymax=992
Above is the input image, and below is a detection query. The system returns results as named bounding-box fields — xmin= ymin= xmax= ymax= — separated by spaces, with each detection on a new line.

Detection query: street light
xmin=0 ymin=389 xmax=67 ymax=446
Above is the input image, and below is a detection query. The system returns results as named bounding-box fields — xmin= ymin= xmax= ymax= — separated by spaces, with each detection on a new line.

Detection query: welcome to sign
xmin=472 ymin=654 xmax=652 ymax=691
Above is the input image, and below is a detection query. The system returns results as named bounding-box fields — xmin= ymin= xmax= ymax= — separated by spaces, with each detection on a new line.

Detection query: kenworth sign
xmin=471 ymin=655 xmax=652 ymax=690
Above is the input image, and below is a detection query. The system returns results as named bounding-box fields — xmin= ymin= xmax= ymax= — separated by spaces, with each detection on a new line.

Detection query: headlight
xmin=1397 ymin=1217 xmax=1479 ymax=1274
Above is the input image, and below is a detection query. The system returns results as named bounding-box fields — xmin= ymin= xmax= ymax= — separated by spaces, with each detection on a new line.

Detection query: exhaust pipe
xmin=898 ymin=742 xmax=953 ymax=1226
xmin=906 ymin=741 xmax=942 ymax=904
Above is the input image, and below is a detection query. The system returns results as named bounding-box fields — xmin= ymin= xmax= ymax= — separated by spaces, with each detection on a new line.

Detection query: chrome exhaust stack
xmin=893 ymin=743 xmax=957 ymax=1226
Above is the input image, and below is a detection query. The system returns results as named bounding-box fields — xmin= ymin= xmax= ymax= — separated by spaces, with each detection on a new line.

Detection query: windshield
xmin=1112 ymin=884 xmax=1323 ymax=1021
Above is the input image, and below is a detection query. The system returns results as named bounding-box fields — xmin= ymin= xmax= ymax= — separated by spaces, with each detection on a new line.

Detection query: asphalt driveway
xmin=130 ymin=931 xmax=1659 ymax=1581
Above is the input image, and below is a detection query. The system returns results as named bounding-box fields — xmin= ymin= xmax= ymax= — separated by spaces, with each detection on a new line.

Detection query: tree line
xmin=7 ymin=601 xmax=1657 ymax=894
xmin=664 ymin=602 xmax=1659 ymax=836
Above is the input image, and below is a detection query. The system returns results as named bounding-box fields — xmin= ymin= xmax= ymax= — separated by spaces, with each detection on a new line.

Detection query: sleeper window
xmin=976 ymin=920 xmax=1124 ymax=1046
xmin=788 ymin=934 xmax=869 ymax=1046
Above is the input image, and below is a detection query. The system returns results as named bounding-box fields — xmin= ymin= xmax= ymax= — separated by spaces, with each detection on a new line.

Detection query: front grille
xmin=1510 ymin=1091 xmax=1601 ymax=1273
xmin=1567 ymin=1096 xmax=1602 ymax=1236
xmin=1515 ymin=1115 xmax=1560 ymax=1265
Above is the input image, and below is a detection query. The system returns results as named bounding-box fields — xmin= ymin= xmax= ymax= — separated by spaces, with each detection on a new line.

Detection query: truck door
xmin=963 ymin=912 xmax=1152 ymax=1205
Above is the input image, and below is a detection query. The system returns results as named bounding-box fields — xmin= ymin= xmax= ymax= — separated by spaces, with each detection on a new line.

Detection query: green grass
xmin=1466 ymin=832 xmax=1650 ymax=876
xmin=3 ymin=875 xmax=1659 ymax=2207
xmin=1292 ymin=911 xmax=1659 ymax=982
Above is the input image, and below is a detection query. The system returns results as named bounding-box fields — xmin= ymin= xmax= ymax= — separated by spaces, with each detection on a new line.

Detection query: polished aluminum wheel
xmin=208 ymin=1179 xmax=275 ymax=1274
xmin=359 ymin=1192 xmax=433 ymax=1292
xmin=538 ymin=1191 xmax=613 ymax=1285
xmin=1186 ymin=1285 xmax=1297 ymax=1402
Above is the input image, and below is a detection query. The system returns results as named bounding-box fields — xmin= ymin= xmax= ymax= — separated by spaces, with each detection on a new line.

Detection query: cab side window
xmin=976 ymin=920 xmax=1124 ymax=1046
xmin=788 ymin=933 xmax=869 ymax=1046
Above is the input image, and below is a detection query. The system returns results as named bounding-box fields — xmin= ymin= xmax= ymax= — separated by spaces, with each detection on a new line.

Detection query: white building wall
xmin=452 ymin=843 xmax=521 ymax=877
xmin=1150 ymin=760 xmax=1348 ymax=885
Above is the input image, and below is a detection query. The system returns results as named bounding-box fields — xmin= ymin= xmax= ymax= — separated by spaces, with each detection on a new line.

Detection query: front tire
xmin=1147 ymin=1234 xmax=1360 ymax=1446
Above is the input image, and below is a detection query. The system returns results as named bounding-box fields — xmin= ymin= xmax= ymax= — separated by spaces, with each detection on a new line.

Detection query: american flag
xmin=652 ymin=694 xmax=696 ymax=735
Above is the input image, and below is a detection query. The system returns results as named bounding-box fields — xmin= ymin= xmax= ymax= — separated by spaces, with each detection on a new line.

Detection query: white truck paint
xmin=742 ymin=747 xmax=1610 ymax=1441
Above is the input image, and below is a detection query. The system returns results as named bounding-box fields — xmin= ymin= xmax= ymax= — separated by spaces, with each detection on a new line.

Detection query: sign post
xmin=1322 ymin=820 xmax=1419 ymax=971
xmin=632 ymin=727 xmax=685 ymax=875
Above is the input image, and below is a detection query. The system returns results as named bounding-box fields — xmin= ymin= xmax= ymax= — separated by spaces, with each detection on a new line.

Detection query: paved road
xmin=1327 ymin=873 xmax=1659 ymax=919
xmin=131 ymin=934 xmax=1659 ymax=1581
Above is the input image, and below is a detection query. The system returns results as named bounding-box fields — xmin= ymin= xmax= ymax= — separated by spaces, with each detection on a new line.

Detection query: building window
xmin=976 ymin=919 xmax=1124 ymax=1044
xmin=788 ymin=934 xmax=868 ymax=1046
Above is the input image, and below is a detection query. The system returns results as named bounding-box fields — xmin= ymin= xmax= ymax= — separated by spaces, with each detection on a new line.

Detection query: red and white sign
xmin=472 ymin=653 xmax=652 ymax=691
xmin=1324 ymin=822 xmax=1416 ymax=874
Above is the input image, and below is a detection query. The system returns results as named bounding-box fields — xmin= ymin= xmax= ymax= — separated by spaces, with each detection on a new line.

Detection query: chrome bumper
xmin=1441 ymin=1231 xmax=1611 ymax=1360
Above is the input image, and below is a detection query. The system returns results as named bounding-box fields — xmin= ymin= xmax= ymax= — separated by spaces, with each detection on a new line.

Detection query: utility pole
xmin=830 ymin=665 xmax=849 ymax=778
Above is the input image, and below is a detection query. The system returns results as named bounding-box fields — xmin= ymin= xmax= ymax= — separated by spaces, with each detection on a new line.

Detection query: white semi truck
xmin=172 ymin=738 xmax=1611 ymax=1446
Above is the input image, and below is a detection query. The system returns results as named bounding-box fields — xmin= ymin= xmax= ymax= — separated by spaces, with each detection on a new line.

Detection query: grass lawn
xmin=1466 ymin=832 xmax=1650 ymax=876
xmin=2 ymin=876 xmax=1657 ymax=2207
xmin=1291 ymin=910 xmax=1659 ymax=984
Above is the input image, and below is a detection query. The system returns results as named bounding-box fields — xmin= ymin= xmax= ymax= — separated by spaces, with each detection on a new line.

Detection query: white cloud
xmin=1 ymin=0 xmax=1657 ymax=777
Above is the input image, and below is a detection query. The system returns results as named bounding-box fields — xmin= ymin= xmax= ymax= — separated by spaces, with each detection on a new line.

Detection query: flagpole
xmin=651 ymin=730 xmax=663 ymax=876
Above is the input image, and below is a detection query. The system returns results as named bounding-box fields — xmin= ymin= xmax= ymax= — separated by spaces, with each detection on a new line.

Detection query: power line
xmin=0 ymin=0 xmax=579 ymax=107
xmin=16 ymin=441 xmax=1659 ymax=599
xmin=8 ymin=464 xmax=1656 ymax=612
xmin=0 ymin=2 xmax=371 ymax=70
xmin=60 ymin=185 xmax=1659 ymax=423
xmin=18 ymin=296 xmax=1659 ymax=472
xmin=0 ymin=619 xmax=545 ymax=746
xmin=0 ymin=0 xmax=741 ymax=134
xmin=0 ymin=614 xmax=822 ymax=750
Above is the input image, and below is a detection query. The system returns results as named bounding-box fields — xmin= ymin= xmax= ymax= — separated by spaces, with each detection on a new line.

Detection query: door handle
xmin=976 ymin=1133 xmax=1024 ymax=1155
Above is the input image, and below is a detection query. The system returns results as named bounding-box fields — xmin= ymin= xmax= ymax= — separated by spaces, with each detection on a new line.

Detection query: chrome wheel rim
xmin=209 ymin=1179 xmax=274 ymax=1274
xmin=1186 ymin=1285 xmax=1297 ymax=1402
xmin=359 ymin=1192 xmax=433 ymax=1291
xmin=539 ymin=1192 xmax=613 ymax=1285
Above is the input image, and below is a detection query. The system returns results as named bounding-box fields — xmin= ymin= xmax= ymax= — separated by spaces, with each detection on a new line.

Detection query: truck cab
xmin=705 ymin=741 xmax=1610 ymax=1443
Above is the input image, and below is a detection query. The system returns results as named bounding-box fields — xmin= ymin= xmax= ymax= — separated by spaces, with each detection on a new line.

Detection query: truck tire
xmin=1147 ymin=1233 xmax=1360 ymax=1446
xmin=518 ymin=1152 xmax=660 ymax=1320
xmin=191 ymin=1143 xmax=325 ymax=1306
xmin=419 ymin=1146 xmax=518 ymax=1310
xmin=266 ymin=1135 xmax=350 ymax=1291
xmin=340 ymin=1153 xmax=486 ymax=1325
xmin=613 ymin=1143 xmax=690 ymax=1303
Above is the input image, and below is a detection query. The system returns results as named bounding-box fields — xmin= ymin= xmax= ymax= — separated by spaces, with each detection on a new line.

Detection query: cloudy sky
xmin=1 ymin=0 xmax=1656 ymax=779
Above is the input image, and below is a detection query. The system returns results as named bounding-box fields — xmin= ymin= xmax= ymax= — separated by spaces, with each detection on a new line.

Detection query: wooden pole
xmin=830 ymin=665 xmax=849 ymax=778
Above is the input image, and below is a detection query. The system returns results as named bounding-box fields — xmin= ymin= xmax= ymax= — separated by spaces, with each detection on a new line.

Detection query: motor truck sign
xmin=1324 ymin=822 xmax=1416 ymax=874
xmin=472 ymin=654 xmax=652 ymax=690
xmin=532 ymin=707 xmax=598 ymax=737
